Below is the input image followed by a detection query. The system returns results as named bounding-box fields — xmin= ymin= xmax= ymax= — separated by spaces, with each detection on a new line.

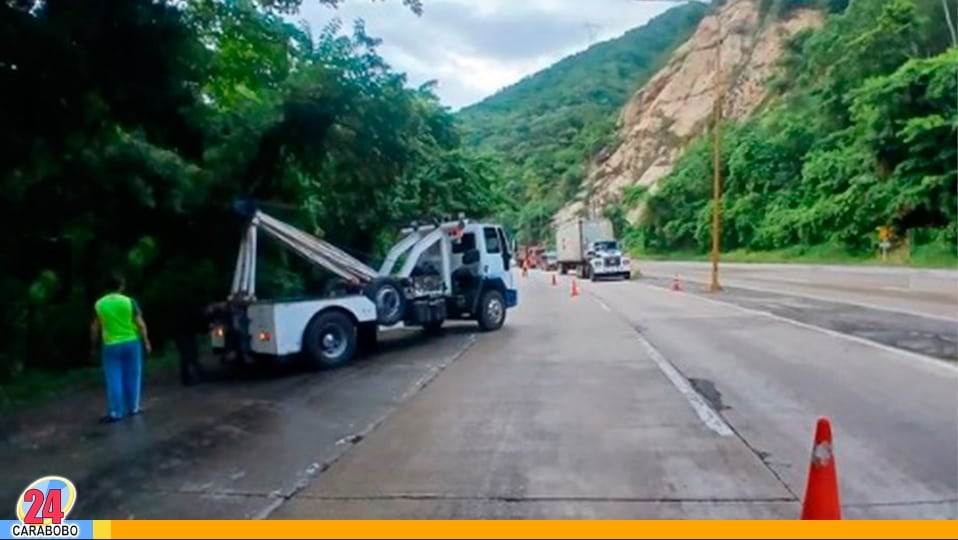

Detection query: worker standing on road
xmin=174 ymin=301 xmax=225 ymax=386
xmin=90 ymin=272 xmax=152 ymax=424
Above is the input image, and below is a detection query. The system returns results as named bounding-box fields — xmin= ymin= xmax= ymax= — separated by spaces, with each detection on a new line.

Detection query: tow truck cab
xmin=443 ymin=222 xmax=517 ymax=319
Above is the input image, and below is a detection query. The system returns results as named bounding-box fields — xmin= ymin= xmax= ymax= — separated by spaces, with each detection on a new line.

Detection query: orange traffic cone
xmin=671 ymin=274 xmax=682 ymax=291
xmin=551 ymin=273 xmax=557 ymax=286
xmin=571 ymin=278 xmax=579 ymax=298
xmin=800 ymin=417 xmax=842 ymax=520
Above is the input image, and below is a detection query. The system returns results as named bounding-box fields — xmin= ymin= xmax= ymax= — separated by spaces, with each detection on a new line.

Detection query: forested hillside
xmin=457 ymin=3 xmax=709 ymax=243
xmin=632 ymin=0 xmax=956 ymax=264
xmin=0 ymin=0 xmax=500 ymax=379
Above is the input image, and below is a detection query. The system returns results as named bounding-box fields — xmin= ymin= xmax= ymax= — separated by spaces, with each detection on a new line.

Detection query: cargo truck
xmin=555 ymin=217 xmax=631 ymax=281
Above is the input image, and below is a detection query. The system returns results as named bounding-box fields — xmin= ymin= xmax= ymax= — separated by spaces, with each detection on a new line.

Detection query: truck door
xmin=481 ymin=226 xmax=514 ymax=291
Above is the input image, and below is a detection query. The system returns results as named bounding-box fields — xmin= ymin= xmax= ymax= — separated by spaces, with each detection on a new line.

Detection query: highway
xmin=1 ymin=265 xmax=956 ymax=519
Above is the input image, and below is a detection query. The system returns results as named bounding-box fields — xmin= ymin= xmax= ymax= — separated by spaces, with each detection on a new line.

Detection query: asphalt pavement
xmin=1 ymin=265 xmax=956 ymax=519
xmin=638 ymin=261 xmax=958 ymax=320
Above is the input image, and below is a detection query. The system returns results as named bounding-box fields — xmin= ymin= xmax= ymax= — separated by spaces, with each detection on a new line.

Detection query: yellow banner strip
xmin=106 ymin=520 xmax=958 ymax=539
xmin=92 ymin=520 xmax=112 ymax=539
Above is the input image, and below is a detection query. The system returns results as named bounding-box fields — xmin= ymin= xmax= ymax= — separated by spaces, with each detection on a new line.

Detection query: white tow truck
xmin=211 ymin=202 xmax=518 ymax=369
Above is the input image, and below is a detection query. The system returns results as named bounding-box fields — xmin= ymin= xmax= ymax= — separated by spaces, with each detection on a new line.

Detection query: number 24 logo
xmin=16 ymin=476 xmax=77 ymax=525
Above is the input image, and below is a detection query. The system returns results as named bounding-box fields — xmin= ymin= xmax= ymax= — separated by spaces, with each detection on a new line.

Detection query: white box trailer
xmin=556 ymin=218 xmax=613 ymax=273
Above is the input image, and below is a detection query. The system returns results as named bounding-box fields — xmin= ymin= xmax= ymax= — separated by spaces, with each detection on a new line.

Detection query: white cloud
xmin=295 ymin=0 xmax=682 ymax=109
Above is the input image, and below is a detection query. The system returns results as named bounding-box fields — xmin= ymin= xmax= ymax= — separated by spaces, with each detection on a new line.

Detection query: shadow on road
xmin=191 ymin=324 xmax=478 ymax=385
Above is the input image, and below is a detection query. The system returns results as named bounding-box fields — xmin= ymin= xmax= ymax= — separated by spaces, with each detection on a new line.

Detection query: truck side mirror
xmin=463 ymin=249 xmax=480 ymax=265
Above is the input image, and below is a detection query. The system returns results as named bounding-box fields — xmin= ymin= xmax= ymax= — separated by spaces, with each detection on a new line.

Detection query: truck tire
xmin=303 ymin=310 xmax=357 ymax=369
xmin=364 ymin=277 xmax=406 ymax=326
xmin=476 ymin=290 xmax=506 ymax=332
xmin=559 ymin=264 xmax=567 ymax=275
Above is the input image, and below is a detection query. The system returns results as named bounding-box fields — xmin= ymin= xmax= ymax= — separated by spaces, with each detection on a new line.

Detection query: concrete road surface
xmin=2 ymin=268 xmax=956 ymax=519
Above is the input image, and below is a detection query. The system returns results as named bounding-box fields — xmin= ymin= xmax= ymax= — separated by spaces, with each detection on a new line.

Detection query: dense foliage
xmin=634 ymin=0 xmax=957 ymax=259
xmin=456 ymin=3 xmax=709 ymax=244
xmin=0 ymin=0 xmax=503 ymax=378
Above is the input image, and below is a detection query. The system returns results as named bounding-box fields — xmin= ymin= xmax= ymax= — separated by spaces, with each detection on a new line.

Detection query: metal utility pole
xmin=708 ymin=5 xmax=723 ymax=293
xmin=631 ymin=0 xmax=723 ymax=291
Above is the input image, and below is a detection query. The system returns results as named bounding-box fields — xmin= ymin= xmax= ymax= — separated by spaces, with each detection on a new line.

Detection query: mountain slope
xmin=559 ymin=0 xmax=823 ymax=225
xmin=631 ymin=0 xmax=957 ymax=262
xmin=456 ymin=2 xmax=709 ymax=243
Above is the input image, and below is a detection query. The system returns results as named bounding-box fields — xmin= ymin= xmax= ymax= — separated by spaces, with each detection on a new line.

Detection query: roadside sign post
xmin=877 ymin=226 xmax=891 ymax=262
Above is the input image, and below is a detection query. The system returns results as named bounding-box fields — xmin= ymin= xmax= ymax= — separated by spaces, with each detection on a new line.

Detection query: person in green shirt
xmin=91 ymin=272 xmax=152 ymax=423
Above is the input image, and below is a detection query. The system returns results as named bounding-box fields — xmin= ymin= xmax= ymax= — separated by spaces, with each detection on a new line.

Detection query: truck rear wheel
xmin=477 ymin=290 xmax=506 ymax=332
xmin=303 ymin=311 xmax=357 ymax=369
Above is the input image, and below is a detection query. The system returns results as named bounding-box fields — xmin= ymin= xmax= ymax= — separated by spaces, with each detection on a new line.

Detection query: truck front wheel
xmin=477 ymin=290 xmax=506 ymax=332
xmin=303 ymin=311 xmax=357 ymax=369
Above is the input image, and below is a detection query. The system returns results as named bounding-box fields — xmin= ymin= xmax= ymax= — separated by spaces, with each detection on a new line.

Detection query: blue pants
xmin=101 ymin=341 xmax=143 ymax=418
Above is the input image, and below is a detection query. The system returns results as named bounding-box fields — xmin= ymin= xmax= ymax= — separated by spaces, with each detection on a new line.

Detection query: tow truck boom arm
xmin=230 ymin=209 xmax=379 ymax=299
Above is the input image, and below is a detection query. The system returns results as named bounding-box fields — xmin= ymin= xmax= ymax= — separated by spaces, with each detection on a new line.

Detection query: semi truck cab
xmin=586 ymin=240 xmax=631 ymax=281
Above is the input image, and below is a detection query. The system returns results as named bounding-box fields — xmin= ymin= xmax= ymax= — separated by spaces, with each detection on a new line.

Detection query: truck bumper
xmin=594 ymin=267 xmax=631 ymax=280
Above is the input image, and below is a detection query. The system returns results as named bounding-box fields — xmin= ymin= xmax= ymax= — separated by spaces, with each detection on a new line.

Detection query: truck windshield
xmin=594 ymin=241 xmax=618 ymax=251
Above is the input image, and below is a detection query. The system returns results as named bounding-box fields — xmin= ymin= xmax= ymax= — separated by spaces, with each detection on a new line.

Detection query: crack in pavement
xmin=292 ymin=494 xmax=799 ymax=503
xmin=841 ymin=498 xmax=958 ymax=508
xmin=142 ymin=488 xmax=274 ymax=499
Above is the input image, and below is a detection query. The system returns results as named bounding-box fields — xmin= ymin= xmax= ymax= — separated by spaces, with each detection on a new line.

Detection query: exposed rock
xmin=555 ymin=0 xmax=822 ymax=226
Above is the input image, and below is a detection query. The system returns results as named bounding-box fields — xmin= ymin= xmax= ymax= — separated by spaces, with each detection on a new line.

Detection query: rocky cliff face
xmin=555 ymin=0 xmax=822 ymax=225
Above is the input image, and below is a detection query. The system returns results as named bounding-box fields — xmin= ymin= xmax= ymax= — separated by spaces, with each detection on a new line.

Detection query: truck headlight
xmin=623 ymin=258 xmax=631 ymax=266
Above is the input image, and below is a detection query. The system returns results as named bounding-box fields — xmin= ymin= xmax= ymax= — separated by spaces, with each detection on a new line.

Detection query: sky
xmin=295 ymin=0 xmax=678 ymax=110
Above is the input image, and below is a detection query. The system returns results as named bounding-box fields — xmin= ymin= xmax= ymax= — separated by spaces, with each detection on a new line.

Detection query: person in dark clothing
xmin=174 ymin=302 xmax=223 ymax=386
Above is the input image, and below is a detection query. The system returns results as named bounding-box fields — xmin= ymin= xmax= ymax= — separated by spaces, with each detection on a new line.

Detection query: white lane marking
xmin=592 ymin=295 xmax=734 ymax=436
xmin=634 ymin=282 xmax=958 ymax=376
xmin=635 ymin=331 xmax=734 ymax=436
xmin=641 ymin=271 xmax=958 ymax=323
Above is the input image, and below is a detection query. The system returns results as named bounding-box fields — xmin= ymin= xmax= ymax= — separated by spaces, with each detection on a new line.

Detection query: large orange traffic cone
xmin=551 ymin=273 xmax=557 ymax=287
xmin=570 ymin=278 xmax=579 ymax=298
xmin=800 ymin=417 xmax=842 ymax=520
xmin=670 ymin=274 xmax=682 ymax=291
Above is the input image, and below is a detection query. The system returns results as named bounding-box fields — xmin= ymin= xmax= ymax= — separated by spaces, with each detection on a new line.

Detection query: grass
xmin=631 ymin=242 xmax=957 ymax=269
xmin=0 ymin=346 xmax=179 ymax=416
